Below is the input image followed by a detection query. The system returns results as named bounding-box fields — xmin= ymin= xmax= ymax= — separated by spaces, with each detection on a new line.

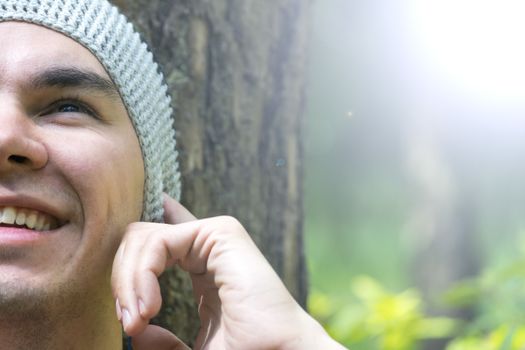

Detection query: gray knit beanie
xmin=0 ymin=0 xmax=181 ymax=222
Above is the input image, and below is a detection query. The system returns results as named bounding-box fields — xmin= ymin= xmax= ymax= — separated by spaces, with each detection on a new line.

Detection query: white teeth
xmin=2 ymin=207 xmax=16 ymax=224
xmin=0 ymin=206 xmax=58 ymax=231
xmin=34 ymin=215 xmax=46 ymax=231
xmin=15 ymin=210 xmax=27 ymax=226
xmin=26 ymin=211 xmax=38 ymax=229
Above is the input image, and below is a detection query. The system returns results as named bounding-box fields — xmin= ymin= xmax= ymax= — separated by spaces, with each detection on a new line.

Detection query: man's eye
xmin=41 ymin=99 xmax=98 ymax=119
xmin=57 ymin=103 xmax=81 ymax=113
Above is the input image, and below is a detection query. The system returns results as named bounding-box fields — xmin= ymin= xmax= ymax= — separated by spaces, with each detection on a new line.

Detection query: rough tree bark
xmin=110 ymin=0 xmax=310 ymax=345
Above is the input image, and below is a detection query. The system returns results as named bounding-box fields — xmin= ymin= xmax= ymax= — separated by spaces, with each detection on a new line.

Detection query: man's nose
xmin=0 ymin=108 xmax=48 ymax=172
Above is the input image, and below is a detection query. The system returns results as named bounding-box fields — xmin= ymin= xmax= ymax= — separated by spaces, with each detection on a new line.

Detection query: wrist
xmin=281 ymin=308 xmax=347 ymax=350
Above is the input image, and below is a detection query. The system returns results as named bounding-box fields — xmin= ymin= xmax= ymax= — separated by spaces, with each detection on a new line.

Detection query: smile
xmin=0 ymin=206 xmax=59 ymax=231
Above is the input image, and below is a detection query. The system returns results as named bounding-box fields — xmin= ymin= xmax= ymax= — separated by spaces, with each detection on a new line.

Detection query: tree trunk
xmin=110 ymin=0 xmax=309 ymax=345
xmin=404 ymin=104 xmax=479 ymax=350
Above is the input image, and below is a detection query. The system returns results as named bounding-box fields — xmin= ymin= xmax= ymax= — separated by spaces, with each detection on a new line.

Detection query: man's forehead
xmin=0 ymin=21 xmax=112 ymax=87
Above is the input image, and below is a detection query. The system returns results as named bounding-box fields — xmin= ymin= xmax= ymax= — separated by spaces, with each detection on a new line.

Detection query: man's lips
xmin=0 ymin=225 xmax=61 ymax=246
xmin=0 ymin=193 xmax=70 ymax=232
xmin=0 ymin=204 xmax=67 ymax=247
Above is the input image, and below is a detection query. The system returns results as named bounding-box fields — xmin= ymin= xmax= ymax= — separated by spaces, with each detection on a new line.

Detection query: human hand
xmin=112 ymin=194 xmax=345 ymax=349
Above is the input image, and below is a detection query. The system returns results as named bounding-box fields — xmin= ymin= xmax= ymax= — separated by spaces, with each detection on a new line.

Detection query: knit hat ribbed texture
xmin=0 ymin=0 xmax=181 ymax=222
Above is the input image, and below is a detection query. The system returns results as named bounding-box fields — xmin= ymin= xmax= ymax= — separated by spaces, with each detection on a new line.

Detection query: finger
xmin=113 ymin=221 xmax=205 ymax=335
xmin=134 ymin=232 xmax=168 ymax=320
xmin=163 ymin=193 xmax=197 ymax=224
xmin=132 ymin=325 xmax=191 ymax=350
xmin=112 ymin=227 xmax=152 ymax=335
xmin=112 ymin=223 xmax=169 ymax=335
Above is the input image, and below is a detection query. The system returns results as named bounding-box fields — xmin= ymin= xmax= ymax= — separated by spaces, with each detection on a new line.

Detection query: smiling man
xmin=0 ymin=17 xmax=145 ymax=350
xmin=0 ymin=1 xmax=345 ymax=349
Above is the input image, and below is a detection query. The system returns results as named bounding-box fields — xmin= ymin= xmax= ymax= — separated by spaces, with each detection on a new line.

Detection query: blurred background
xmin=304 ymin=1 xmax=525 ymax=349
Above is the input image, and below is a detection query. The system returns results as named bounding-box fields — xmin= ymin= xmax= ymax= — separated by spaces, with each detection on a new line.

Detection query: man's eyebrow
xmin=28 ymin=67 xmax=120 ymax=99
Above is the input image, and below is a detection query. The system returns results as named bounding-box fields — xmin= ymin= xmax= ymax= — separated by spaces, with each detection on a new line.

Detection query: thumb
xmin=131 ymin=324 xmax=191 ymax=350
xmin=162 ymin=193 xmax=197 ymax=224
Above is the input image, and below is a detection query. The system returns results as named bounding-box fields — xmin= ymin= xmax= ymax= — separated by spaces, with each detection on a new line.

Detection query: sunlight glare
xmin=408 ymin=0 xmax=525 ymax=103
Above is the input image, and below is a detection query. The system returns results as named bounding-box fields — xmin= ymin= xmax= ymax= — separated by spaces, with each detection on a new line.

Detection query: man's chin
xmin=0 ymin=280 xmax=64 ymax=349
xmin=0 ymin=279 xmax=63 ymax=317
xmin=0 ymin=274 xmax=92 ymax=329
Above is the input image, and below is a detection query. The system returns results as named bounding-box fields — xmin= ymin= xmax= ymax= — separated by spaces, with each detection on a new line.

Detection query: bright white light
xmin=408 ymin=0 xmax=525 ymax=103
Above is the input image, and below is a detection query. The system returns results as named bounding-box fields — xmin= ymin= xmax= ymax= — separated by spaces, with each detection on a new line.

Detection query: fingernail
xmin=138 ymin=298 xmax=146 ymax=317
xmin=122 ymin=308 xmax=131 ymax=330
xmin=115 ymin=299 xmax=122 ymax=321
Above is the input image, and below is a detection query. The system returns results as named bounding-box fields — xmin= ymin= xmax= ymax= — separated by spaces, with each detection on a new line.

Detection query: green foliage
xmin=443 ymin=257 xmax=525 ymax=350
xmin=446 ymin=325 xmax=525 ymax=350
xmin=311 ymin=258 xmax=525 ymax=350
xmin=309 ymin=275 xmax=457 ymax=349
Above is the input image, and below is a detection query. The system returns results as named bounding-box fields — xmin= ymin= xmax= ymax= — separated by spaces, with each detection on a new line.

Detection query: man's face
xmin=0 ymin=22 xmax=144 ymax=313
